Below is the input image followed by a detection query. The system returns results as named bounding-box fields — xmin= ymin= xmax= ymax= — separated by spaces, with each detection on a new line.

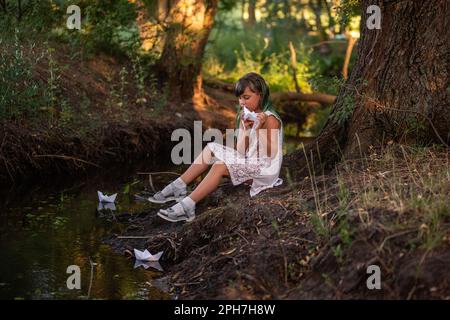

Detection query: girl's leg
xmin=189 ymin=161 xmax=229 ymax=203
xmin=180 ymin=145 xmax=214 ymax=185
xmin=157 ymin=161 xmax=229 ymax=222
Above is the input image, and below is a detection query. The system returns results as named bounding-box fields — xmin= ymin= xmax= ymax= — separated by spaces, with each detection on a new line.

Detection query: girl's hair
xmin=234 ymin=72 xmax=269 ymax=100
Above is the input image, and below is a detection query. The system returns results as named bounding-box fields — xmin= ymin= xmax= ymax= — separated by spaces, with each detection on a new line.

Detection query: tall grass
xmin=0 ymin=31 xmax=43 ymax=120
xmin=302 ymin=142 xmax=449 ymax=251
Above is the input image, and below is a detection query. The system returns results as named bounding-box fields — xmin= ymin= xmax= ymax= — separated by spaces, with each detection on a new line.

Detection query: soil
xmin=106 ymin=166 xmax=450 ymax=300
xmin=0 ymin=43 xmax=236 ymax=186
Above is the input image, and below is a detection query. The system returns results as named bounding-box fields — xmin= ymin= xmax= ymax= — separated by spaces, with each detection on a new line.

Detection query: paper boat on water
xmin=134 ymin=249 xmax=163 ymax=262
xmin=133 ymin=260 xmax=164 ymax=272
xmin=97 ymin=191 xmax=117 ymax=203
xmin=97 ymin=202 xmax=116 ymax=211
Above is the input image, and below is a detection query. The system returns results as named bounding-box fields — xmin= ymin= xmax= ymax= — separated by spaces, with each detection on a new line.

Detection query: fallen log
xmin=204 ymin=79 xmax=336 ymax=105
xmin=272 ymin=91 xmax=336 ymax=105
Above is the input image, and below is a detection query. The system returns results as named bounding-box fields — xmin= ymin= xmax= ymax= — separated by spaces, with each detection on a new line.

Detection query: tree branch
xmin=204 ymin=79 xmax=337 ymax=105
xmin=272 ymin=91 xmax=336 ymax=105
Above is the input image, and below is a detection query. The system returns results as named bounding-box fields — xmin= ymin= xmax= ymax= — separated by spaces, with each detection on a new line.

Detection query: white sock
xmin=181 ymin=196 xmax=195 ymax=209
xmin=168 ymin=197 xmax=195 ymax=216
xmin=161 ymin=177 xmax=186 ymax=196
xmin=173 ymin=177 xmax=187 ymax=188
xmin=170 ymin=202 xmax=183 ymax=212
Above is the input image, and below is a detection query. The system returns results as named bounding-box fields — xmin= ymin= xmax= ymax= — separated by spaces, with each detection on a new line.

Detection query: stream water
xmin=0 ymin=136 xmax=306 ymax=300
xmin=0 ymin=160 xmax=181 ymax=300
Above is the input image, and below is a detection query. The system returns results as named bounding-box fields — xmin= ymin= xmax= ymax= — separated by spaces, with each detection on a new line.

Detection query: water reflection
xmin=0 ymin=162 xmax=179 ymax=300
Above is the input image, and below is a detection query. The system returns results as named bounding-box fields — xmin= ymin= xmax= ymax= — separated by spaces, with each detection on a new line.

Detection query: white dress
xmin=207 ymin=111 xmax=283 ymax=197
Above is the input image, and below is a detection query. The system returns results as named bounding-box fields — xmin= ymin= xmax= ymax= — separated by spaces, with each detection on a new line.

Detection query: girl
xmin=151 ymin=72 xmax=283 ymax=222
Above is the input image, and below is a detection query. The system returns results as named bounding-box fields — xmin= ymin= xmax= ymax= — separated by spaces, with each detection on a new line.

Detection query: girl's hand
xmin=241 ymin=110 xmax=254 ymax=129
xmin=255 ymin=112 xmax=267 ymax=129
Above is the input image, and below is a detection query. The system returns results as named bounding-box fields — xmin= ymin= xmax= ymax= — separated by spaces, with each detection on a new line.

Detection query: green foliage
xmin=0 ymin=32 xmax=43 ymax=119
xmin=204 ymin=1 xmax=360 ymax=91
xmin=1 ymin=0 xmax=141 ymax=57
xmin=301 ymin=107 xmax=332 ymax=137
xmin=205 ymin=43 xmax=315 ymax=93
xmin=22 ymin=0 xmax=139 ymax=58
xmin=310 ymin=210 xmax=330 ymax=239
xmin=0 ymin=0 xmax=59 ymax=34
xmin=131 ymin=54 xmax=151 ymax=105
xmin=0 ymin=32 xmax=78 ymax=126
xmin=116 ymin=67 xmax=129 ymax=109
xmin=420 ymin=199 xmax=449 ymax=250
xmin=64 ymin=0 xmax=139 ymax=56
xmin=404 ymin=115 xmax=428 ymax=145
xmin=310 ymin=75 xmax=343 ymax=96
xmin=335 ymin=0 xmax=361 ymax=27
xmin=331 ymin=92 xmax=355 ymax=125
xmin=45 ymin=46 xmax=62 ymax=114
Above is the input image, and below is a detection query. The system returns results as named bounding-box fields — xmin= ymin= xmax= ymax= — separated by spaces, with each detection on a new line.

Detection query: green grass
xmin=302 ymin=143 xmax=449 ymax=252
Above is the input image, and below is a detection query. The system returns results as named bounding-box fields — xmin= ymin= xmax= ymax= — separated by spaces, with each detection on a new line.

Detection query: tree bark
xmin=248 ymin=0 xmax=256 ymax=26
xmin=156 ymin=0 xmax=218 ymax=102
xmin=286 ymin=0 xmax=450 ymax=177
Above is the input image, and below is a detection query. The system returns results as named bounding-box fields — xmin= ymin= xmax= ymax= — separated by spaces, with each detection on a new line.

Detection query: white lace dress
xmin=207 ymin=111 xmax=283 ymax=197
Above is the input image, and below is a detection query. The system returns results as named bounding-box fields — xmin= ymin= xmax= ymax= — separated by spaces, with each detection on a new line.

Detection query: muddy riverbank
xmin=107 ymin=145 xmax=450 ymax=299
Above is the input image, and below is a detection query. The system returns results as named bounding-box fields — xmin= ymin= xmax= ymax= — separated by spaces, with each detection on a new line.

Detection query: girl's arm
xmin=236 ymin=119 xmax=249 ymax=155
xmin=256 ymin=115 xmax=281 ymax=158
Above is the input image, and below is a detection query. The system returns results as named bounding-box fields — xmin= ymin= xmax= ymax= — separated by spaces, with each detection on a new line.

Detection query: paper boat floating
xmin=133 ymin=260 xmax=164 ymax=272
xmin=97 ymin=202 xmax=116 ymax=211
xmin=97 ymin=191 xmax=117 ymax=203
xmin=134 ymin=249 xmax=163 ymax=262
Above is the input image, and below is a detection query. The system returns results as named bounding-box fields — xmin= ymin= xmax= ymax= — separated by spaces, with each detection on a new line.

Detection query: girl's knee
xmin=212 ymin=161 xmax=227 ymax=174
xmin=212 ymin=161 xmax=224 ymax=168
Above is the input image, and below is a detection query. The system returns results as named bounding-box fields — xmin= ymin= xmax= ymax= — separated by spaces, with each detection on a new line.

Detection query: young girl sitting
xmin=150 ymin=72 xmax=283 ymax=222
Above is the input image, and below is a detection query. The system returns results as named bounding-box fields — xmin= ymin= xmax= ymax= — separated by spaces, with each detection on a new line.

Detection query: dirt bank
xmin=107 ymin=144 xmax=450 ymax=299
xmin=0 ymin=42 xmax=236 ymax=186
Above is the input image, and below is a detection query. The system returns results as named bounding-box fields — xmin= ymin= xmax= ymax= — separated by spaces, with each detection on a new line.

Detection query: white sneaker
xmin=157 ymin=202 xmax=195 ymax=222
xmin=148 ymin=189 xmax=187 ymax=204
xmin=147 ymin=179 xmax=187 ymax=204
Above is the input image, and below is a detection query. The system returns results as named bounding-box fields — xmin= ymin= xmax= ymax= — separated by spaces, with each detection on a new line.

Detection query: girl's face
xmin=238 ymin=86 xmax=261 ymax=112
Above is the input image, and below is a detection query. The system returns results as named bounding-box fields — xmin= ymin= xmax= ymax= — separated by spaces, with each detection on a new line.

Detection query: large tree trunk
xmin=286 ymin=0 xmax=449 ymax=177
xmin=156 ymin=0 xmax=218 ymax=102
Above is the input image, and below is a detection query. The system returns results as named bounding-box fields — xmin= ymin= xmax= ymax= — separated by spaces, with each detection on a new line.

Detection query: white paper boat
xmin=97 ymin=202 xmax=116 ymax=211
xmin=243 ymin=106 xmax=258 ymax=122
xmin=133 ymin=260 xmax=164 ymax=272
xmin=97 ymin=191 xmax=117 ymax=203
xmin=133 ymin=248 xmax=163 ymax=262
